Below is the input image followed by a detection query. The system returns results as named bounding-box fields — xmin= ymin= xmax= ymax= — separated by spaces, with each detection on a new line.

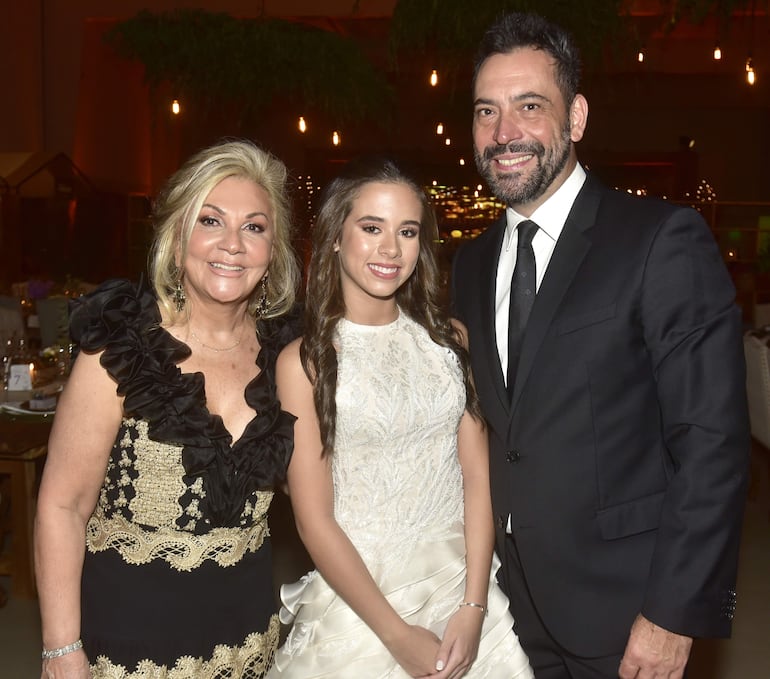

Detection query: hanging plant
xmin=389 ymin=0 xmax=628 ymax=71
xmin=389 ymin=0 xmax=759 ymax=72
xmin=105 ymin=9 xmax=393 ymax=126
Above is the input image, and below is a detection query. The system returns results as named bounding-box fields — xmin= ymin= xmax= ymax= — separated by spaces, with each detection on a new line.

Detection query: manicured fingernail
xmin=436 ymin=660 xmax=445 ymax=671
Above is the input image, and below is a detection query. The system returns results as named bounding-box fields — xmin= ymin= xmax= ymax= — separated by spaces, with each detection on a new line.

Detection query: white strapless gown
xmin=268 ymin=313 xmax=532 ymax=678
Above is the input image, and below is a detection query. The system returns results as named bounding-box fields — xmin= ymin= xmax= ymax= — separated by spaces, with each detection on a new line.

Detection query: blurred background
xmin=1 ymin=5 xmax=769 ymax=676
xmin=1 ymin=0 xmax=769 ymax=317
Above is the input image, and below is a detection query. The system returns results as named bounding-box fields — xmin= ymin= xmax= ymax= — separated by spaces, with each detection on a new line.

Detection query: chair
xmin=743 ymin=332 xmax=770 ymax=519
xmin=744 ymin=333 xmax=770 ymax=448
xmin=0 ymin=298 xmax=24 ymax=358
xmin=36 ymin=297 xmax=69 ymax=348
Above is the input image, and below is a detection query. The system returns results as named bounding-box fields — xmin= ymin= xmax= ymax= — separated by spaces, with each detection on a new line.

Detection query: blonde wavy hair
xmin=149 ymin=139 xmax=299 ymax=323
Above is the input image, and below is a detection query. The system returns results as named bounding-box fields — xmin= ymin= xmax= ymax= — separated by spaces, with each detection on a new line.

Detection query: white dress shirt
xmin=495 ymin=164 xmax=587 ymax=383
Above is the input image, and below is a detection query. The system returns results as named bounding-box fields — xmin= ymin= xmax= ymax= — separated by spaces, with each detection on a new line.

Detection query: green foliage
xmin=658 ymin=0 xmax=764 ymax=26
xmin=105 ymin=9 xmax=392 ymax=125
xmin=389 ymin=0 xmax=761 ymax=70
xmin=102 ymin=3 xmax=764 ymax=127
xmin=389 ymin=0 xmax=629 ymax=69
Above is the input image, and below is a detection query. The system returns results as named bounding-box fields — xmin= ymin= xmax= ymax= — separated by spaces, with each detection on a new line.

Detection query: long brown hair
xmin=301 ymin=156 xmax=482 ymax=455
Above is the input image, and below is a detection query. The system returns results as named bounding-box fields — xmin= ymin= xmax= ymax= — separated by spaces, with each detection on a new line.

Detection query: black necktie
xmin=507 ymin=219 xmax=538 ymax=398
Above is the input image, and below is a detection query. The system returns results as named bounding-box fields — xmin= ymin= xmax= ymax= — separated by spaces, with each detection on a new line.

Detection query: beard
xmin=474 ymin=122 xmax=572 ymax=207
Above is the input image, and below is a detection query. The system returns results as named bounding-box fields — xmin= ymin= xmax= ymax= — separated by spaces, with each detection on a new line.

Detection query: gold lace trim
xmin=128 ymin=423 xmax=191 ymax=529
xmin=90 ymin=615 xmax=279 ymax=678
xmin=86 ymin=506 xmax=269 ymax=572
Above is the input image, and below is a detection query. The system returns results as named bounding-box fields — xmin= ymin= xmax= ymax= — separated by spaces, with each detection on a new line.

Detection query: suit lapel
xmin=509 ymin=177 xmax=603 ymax=415
xmin=477 ymin=217 xmax=510 ymax=421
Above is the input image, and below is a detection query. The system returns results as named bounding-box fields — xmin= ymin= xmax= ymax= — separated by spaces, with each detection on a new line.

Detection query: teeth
xmin=370 ymin=264 xmax=398 ymax=274
xmin=211 ymin=262 xmax=243 ymax=271
xmin=497 ymin=155 xmax=533 ymax=167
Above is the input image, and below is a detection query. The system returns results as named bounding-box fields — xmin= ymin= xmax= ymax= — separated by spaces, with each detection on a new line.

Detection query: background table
xmin=0 ymin=413 xmax=52 ymax=598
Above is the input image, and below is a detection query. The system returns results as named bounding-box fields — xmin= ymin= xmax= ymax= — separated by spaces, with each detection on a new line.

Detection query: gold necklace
xmin=189 ymin=327 xmax=243 ymax=352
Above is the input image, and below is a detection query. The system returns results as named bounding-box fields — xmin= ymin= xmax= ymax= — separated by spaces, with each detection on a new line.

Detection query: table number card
xmin=8 ymin=364 xmax=33 ymax=391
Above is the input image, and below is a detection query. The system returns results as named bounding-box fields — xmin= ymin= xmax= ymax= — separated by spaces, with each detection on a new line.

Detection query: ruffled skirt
xmin=267 ymin=528 xmax=532 ymax=678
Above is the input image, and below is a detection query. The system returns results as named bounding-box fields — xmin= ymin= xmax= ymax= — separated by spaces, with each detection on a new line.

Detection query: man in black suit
xmin=451 ymin=13 xmax=750 ymax=679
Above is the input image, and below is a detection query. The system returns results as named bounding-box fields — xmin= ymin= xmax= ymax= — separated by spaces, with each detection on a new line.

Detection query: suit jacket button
xmin=506 ymin=450 xmax=521 ymax=463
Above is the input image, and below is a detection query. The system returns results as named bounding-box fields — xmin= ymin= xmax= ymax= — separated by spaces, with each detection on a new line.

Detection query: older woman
xmin=34 ymin=139 xmax=300 ymax=679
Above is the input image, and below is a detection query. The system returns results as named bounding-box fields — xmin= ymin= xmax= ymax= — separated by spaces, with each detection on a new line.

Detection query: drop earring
xmin=255 ymin=274 xmax=270 ymax=318
xmin=173 ymin=274 xmax=186 ymax=312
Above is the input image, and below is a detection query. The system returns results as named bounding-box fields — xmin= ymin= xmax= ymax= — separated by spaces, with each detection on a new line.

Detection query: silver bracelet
xmin=458 ymin=601 xmax=487 ymax=615
xmin=42 ymin=639 xmax=83 ymax=660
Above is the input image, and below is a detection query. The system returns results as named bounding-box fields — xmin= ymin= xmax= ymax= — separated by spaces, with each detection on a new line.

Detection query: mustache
xmin=482 ymin=141 xmax=545 ymax=161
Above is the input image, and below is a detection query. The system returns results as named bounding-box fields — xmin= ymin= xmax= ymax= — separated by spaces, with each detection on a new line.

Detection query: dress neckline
xmin=339 ymin=310 xmax=403 ymax=332
xmin=67 ymin=278 xmax=300 ymax=526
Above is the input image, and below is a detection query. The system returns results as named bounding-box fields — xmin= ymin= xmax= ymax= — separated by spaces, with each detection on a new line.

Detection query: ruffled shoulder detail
xmin=69 ymin=279 xmax=302 ymax=528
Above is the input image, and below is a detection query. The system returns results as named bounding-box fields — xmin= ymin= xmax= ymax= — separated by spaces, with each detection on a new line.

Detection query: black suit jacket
xmin=451 ymin=173 xmax=750 ymax=657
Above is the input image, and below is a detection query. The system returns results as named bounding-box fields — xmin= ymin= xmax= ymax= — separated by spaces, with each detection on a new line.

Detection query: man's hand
xmin=618 ymin=614 xmax=692 ymax=678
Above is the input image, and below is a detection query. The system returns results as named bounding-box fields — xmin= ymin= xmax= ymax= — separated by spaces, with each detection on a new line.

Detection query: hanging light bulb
xmin=436 ymin=122 xmax=444 ymax=135
xmin=445 ymin=138 xmax=451 ymax=146
xmin=332 ymin=130 xmax=341 ymax=146
xmin=298 ymin=116 xmax=307 ymax=133
xmin=459 ymin=158 xmax=465 ymax=166
xmin=637 ymin=47 xmax=645 ymax=63
xmin=171 ymin=99 xmax=181 ymax=115
xmin=745 ymin=54 xmax=756 ymax=85
xmin=430 ymin=69 xmax=438 ymax=87
xmin=713 ymin=45 xmax=722 ymax=60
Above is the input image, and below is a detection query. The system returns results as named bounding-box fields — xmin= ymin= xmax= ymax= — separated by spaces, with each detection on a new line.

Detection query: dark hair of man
xmin=301 ymin=155 xmax=483 ymax=456
xmin=472 ymin=12 xmax=582 ymax=106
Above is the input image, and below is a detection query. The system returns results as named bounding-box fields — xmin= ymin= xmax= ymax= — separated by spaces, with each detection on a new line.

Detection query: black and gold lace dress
xmin=69 ymin=279 xmax=298 ymax=679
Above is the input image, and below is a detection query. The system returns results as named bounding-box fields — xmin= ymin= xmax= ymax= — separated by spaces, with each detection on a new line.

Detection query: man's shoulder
xmin=588 ymin=178 xmax=688 ymax=222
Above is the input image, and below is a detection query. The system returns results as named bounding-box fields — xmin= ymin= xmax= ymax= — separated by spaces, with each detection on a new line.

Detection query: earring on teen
xmin=255 ymin=273 xmax=270 ymax=318
xmin=172 ymin=271 xmax=186 ymax=312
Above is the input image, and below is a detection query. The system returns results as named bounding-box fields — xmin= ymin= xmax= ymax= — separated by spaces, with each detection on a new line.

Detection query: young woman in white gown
xmin=268 ymin=157 xmax=533 ymax=679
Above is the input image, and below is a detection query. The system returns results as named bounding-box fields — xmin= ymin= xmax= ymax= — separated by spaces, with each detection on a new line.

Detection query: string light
xmin=445 ymin=138 xmax=451 ymax=146
xmin=747 ymin=2 xmax=757 ymax=86
xmin=637 ymin=47 xmax=645 ymax=63
xmin=171 ymin=99 xmax=181 ymax=115
xmin=430 ymin=69 xmax=438 ymax=87
xmin=459 ymin=158 xmax=465 ymax=166
xmin=436 ymin=122 xmax=444 ymax=135
xmin=332 ymin=130 xmax=341 ymax=146
xmin=713 ymin=45 xmax=722 ymax=60
xmin=746 ymin=56 xmax=756 ymax=85
xmin=298 ymin=116 xmax=307 ymax=133
xmin=696 ymin=179 xmax=717 ymax=202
